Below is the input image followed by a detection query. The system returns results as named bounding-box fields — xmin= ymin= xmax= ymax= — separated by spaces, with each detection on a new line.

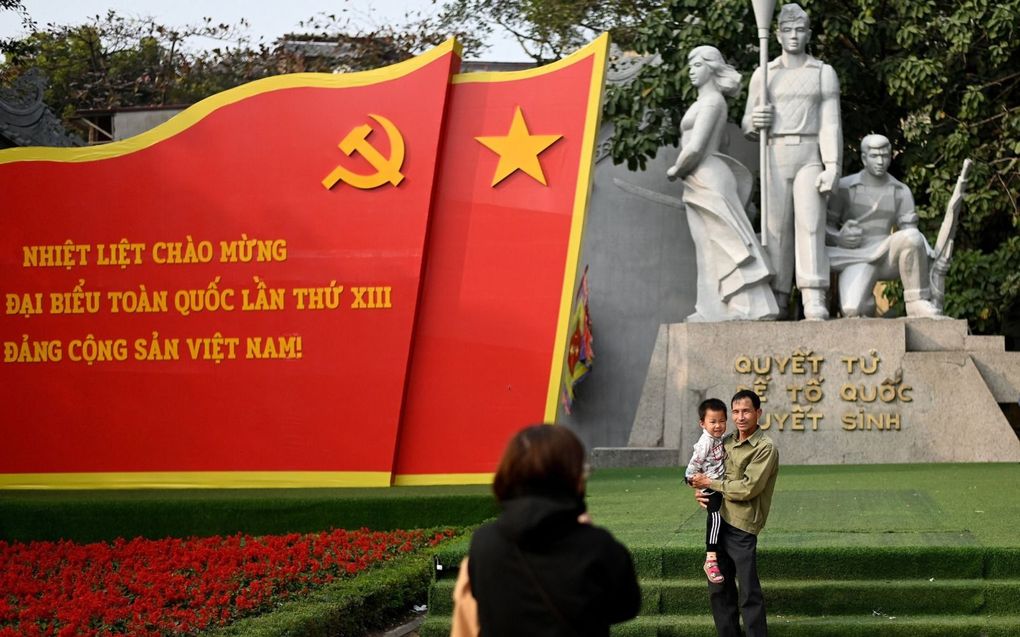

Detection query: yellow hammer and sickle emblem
xmin=321 ymin=114 xmax=406 ymax=190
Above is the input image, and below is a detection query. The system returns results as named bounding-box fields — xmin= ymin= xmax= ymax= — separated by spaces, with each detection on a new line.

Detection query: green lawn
xmin=586 ymin=463 xmax=1020 ymax=548
xmin=420 ymin=464 xmax=1020 ymax=637
xmin=0 ymin=484 xmax=495 ymax=542
xmin=5 ymin=463 xmax=1018 ymax=637
xmin=3 ymin=463 xmax=1017 ymax=548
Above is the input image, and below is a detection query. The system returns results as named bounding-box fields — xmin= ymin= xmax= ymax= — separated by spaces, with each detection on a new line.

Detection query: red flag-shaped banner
xmin=0 ymin=44 xmax=459 ymax=488
xmin=0 ymin=35 xmax=608 ymax=489
xmin=393 ymin=37 xmax=608 ymax=484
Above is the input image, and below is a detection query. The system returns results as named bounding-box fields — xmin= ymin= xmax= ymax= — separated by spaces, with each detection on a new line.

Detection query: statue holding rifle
xmin=743 ymin=3 xmax=842 ymax=320
xmin=826 ymin=134 xmax=971 ymax=318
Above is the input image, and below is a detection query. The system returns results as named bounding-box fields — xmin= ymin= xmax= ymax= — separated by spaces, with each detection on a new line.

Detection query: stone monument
xmin=590 ymin=3 xmax=1020 ymax=468
xmin=743 ymin=3 xmax=842 ymax=320
xmin=666 ymin=46 xmax=778 ymax=322
xmin=609 ymin=319 xmax=1020 ymax=466
xmin=827 ymin=134 xmax=967 ymax=318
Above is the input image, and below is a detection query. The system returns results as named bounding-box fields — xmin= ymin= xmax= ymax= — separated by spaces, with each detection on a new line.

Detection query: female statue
xmin=667 ymin=46 xmax=779 ymax=321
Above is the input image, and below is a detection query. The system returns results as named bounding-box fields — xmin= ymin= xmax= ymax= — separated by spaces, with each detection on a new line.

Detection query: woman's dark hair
xmin=492 ymin=424 xmax=586 ymax=502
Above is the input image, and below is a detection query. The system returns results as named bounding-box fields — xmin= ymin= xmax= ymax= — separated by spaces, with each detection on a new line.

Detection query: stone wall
xmin=558 ymin=123 xmax=758 ymax=450
xmin=596 ymin=318 xmax=1020 ymax=466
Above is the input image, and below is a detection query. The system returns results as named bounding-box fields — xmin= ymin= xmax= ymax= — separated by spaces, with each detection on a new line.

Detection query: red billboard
xmin=393 ymin=49 xmax=606 ymax=483
xmin=0 ymin=36 xmax=608 ymax=488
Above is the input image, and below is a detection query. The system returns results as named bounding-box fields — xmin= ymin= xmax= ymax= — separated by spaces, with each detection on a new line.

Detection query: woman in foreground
xmin=454 ymin=425 xmax=640 ymax=636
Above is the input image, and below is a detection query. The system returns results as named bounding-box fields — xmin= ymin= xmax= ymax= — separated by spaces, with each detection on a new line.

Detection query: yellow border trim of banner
xmin=391 ymin=473 xmax=493 ymax=487
xmin=0 ymin=472 xmax=392 ymax=490
xmin=0 ymin=471 xmax=492 ymax=489
xmin=542 ymin=34 xmax=609 ymax=422
xmin=451 ymin=37 xmax=604 ymax=85
xmin=0 ymin=39 xmax=461 ymax=165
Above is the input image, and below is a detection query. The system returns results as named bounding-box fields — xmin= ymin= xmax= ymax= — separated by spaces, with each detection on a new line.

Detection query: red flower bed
xmin=0 ymin=528 xmax=455 ymax=637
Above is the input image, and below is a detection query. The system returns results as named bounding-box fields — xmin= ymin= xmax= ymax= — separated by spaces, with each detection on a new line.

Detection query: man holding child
xmin=688 ymin=390 xmax=779 ymax=637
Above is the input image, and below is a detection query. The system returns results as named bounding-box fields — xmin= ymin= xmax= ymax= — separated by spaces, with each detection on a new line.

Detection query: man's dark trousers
xmin=708 ymin=519 xmax=767 ymax=637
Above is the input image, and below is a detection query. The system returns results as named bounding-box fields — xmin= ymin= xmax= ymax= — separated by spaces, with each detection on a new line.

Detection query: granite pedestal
xmin=592 ymin=319 xmax=1020 ymax=467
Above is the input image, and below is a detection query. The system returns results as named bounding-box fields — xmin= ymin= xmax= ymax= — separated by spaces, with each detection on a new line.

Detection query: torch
xmin=751 ymin=0 xmax=777 ymax=246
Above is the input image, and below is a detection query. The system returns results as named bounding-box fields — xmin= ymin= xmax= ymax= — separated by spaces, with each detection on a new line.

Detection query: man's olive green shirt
xmin=708 ymin=428 xmax=779 ymax=536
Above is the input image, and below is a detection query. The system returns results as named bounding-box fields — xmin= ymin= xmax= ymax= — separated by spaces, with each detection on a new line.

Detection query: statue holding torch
xmin=743 ymin=3 xmax=843 ymax=320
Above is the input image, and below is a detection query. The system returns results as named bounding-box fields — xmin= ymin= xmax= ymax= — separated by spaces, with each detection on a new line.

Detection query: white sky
xmin=0 ymin=0 xmax=530 ymax=61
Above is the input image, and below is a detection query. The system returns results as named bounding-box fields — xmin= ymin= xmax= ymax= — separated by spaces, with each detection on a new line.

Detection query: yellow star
xmin=475 ymin=106 xmax=563 ymax=186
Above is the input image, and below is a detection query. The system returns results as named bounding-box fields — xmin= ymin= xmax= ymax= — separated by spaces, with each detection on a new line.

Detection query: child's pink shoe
xmin=704 ymin=559 xmax=724 ymax=584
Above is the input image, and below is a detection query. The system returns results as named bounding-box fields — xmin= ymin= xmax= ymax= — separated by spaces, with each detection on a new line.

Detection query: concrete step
xmin=904 ymin=318 xmax=969 ymax=351
xmin=420 ymin=613 xmax=1020 ymax=637
xmin=428 ymin=577 xmax=1020 ymax=617
xmin=591 ymin=446 xmax=680 ymax=468
xmin=432 ymin=545 xmax=1020 ymax=580
xmin=971 ymin=350 xmax=1020 ymax=401
xmin=965 ymin=334 xmax=1006 ymax=352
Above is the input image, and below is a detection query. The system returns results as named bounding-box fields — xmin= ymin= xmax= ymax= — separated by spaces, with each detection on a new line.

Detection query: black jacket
xmin=468 ymin=494 xmax=641 ymax=637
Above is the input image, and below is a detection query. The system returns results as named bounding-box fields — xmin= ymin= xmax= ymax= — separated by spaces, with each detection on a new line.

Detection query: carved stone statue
xmin=667 ymin=46 xmax=779 ymax=322
xmin=929 ymin=159 xmax=971 ymax=313
xmin=743 ymin=3 xmax=842 ymax=320
xmin=826 ymin=134 xmax=966 ymax=318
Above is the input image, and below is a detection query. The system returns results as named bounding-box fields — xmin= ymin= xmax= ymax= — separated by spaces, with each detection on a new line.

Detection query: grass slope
xmin=4 ymin=464 xmax=1018 ymax=636
xmin=0 ymin=484 xmax=495 ymax=542
xmin=587 ymin=463 xmax=1020 ymax=548
xmin=200 ymin=551 xmax=436 ymax=637
xmin=3 ymin=463 xmax=1016 ymax=545
xmin=423 ymin=463 xmax=1020 ymax=637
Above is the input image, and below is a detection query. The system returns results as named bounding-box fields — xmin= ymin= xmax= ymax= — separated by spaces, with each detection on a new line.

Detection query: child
xmin=684 ymin=397 xmax=728 ymax=584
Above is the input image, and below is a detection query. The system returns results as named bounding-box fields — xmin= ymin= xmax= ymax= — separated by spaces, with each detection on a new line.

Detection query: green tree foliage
xmin=293 ymin=11 xmax=484 ymax=71
xmin=437 ymin=0 xmax=658 ymax=63
xmin=0 ymin=8 xmax=483 ymax=120
xmin=1 ymin=12 xmax=260 ymax=118
xmin=604 ymin=0 xmax=1019 ymax=335
xmin=0 ymin=0 xmax=32 ymax=57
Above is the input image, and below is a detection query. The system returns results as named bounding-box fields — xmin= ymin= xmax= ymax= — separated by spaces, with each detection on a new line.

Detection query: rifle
xmin=930 ymin=159 xmax=972 ymax=311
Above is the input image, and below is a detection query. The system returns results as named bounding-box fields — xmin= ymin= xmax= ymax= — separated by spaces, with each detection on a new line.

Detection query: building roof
xmin=0 ymin=69 xmax=82 ymax=149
